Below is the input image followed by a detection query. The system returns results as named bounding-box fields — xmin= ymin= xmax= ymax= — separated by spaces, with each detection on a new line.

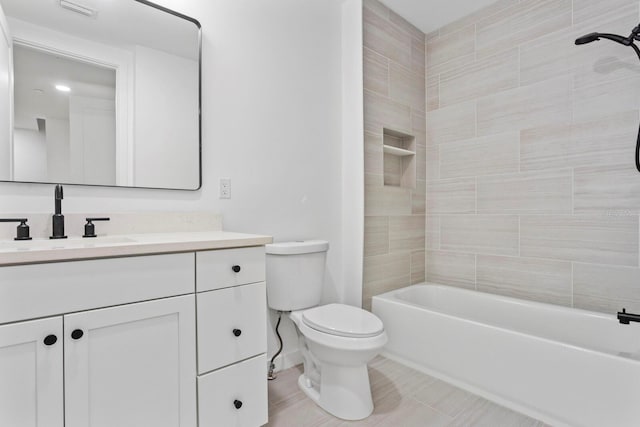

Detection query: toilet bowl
xmin=265 ymin=241 xmax=387 ymax=420
xmin=289 ymin=304 xmax=387 ymax=420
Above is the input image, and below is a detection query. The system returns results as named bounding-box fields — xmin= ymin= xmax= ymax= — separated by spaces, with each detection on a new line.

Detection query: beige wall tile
xmin=476 ymin=76 xmax=572 ymax=137
xmin=366 ymin=173 xmax=384 ymax=187
xmin=427 ymin=25 xmax=475 ymax=69
xmin=426 ymin=250 xmax=476 ymax=289
xmin=363 ymin=0 xmax=389 ymax=20
xmin=426 ymin=145 xmax=440 ymax=181
xmin=365 ymin=186 xmax=412 ymax=216
xmin=438 ymin=0 xmax=519 ymax=36
xmin=426 ymin=30 xmax=439 ymax=42
xmin=412 ymin=179 xmax=426 ymax=215
xmin=426 ymin=215 xmax=440 ymax=250
xmin=476 ymin=0 xmax=571 ymax=59
xmin=390 ymin=63 xmax=426 ymax=111
xmin=363 ymin=252 xmax=411 ymax=296
xmin=384 ymin=152 xmax=403 ymax=186
xmin=427 ymin=101 xmax=476 ymax=146
xmin=427 ymin=178 xmax=476 ymax=214
xmin=573 ymin=77 xmax=640 ymax=122
xmin=364 ymin=47 xmax=389 ymax=96
xmin=476 ymin=255 xmax=572 ymax=306
xmin=520 ymin=8 xmax=638 ymax=88
xmin=427 ymin=74 xmax=439 ymax=112
xmin=427 ymin=52 xmax=475 ymax=78
xmin=573 ymin=263 xmax=640 ymax=313
xmin=520 ymin=111 xmax=638 ymax=172
xmin=365 ymin=131 xmax=384 ymax=176
xmin=440 ymin=215 xmax=519 ymax=256
xmin=412 ymin=110 xmax=426 ymax=139
xmin=477 ymin=170 xmax=572 ymax=214
xmin=416 ymin=145 xmax=426 ymax=181
xmin=440 ymin=49 xmax=519 ymax=108
xmin=439 ymin=132 xmax=519 ymax=179
xmin=364 ymin=90 xmax=412 ymax=134
xmin=364 ymin=216 xmax=389 ymax=257
xmin=573 ymin=0 xmax=639 ymax=25
xmin=574 ymin=164 xmax=640 ymax=214
xmin=390 ymin=215 xmax=425 ymax=252
xmin=363 ymin=6 xmax=412 ymax=69
xmin=520 ymin=215 xmax=639 ymax=266
xmin=411 ymin=37 xmax=426 ymax=78
xmin=411 ymin=250 xmax=426 ymax=284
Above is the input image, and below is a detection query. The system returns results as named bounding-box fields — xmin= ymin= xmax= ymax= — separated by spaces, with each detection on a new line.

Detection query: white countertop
xmin=0 ymin=231 xmax=273 ymax=266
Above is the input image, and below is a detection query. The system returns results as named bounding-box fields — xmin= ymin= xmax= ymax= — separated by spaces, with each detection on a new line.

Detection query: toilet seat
xmin=302 ymin=303 xmax=384 ymax=338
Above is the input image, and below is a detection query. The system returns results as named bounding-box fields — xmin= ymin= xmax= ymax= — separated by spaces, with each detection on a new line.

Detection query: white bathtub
xmin=372 ymin=283 xmax=640 ymax=427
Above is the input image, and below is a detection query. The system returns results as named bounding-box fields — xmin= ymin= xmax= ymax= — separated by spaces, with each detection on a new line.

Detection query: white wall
xmin=0 ymin=0 xmax=363 ymax=370
xmin=13 ymin=128 xmax=46 ymax=182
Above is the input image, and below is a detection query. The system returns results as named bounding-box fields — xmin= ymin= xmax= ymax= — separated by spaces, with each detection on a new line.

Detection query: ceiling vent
xmin=59 ymin=0 xmax=97 ymax=18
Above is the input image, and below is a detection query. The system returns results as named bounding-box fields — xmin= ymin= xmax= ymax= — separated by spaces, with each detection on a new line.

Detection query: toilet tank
xmin=265 ymin=240 xmax=329 ymax=311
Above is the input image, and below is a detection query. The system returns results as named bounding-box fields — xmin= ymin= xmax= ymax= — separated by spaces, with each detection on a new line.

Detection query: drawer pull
xmin=43 ymin=334 xmax=58 ymax=346
xmin=71 ymin=329 xmax=84 ymax=340
xmin=232 ymin=265 xmax=241 ymax=273
xmin=233 ymin=328 xmax=242 ymax=337
xmin=233 ymin=399 xmax=243 ymax=409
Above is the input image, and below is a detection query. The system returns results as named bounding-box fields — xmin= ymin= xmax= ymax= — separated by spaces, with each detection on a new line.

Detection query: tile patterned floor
xmin=267 ymin=356 xmax=549 ymax=427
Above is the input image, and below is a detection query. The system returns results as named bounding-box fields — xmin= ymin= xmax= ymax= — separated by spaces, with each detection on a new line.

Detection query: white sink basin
xmin=0 ymin=236 xmax=137 ymax=252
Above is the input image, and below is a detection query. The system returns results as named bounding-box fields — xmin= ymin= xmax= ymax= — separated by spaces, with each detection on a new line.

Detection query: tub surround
xmin=425 ymin=0 xmax=640 ymax=313
xmin=362 ymin=0 xmax=427 ymax=310
xmin=373 ymin=283 xmax=640 ymax=427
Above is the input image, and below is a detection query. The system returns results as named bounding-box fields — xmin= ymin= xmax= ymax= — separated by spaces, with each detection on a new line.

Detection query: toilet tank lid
xmin=265 ymin=240 xmax=329 ymax=255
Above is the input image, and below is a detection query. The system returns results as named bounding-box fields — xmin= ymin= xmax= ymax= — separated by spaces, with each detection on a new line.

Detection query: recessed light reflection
xmin=55 ymin=84 xmax=71 ymax=92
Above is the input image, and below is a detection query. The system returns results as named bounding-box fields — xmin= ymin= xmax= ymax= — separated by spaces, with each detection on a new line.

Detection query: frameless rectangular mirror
xmin=0 ymin=0 xmax=201 ymax=190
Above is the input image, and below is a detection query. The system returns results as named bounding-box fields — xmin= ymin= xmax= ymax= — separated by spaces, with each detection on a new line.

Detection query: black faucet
xmin=50 ymin=184 xmax=67 ymax=239
xmin=617 ymin=308 xmax=640 ymax=325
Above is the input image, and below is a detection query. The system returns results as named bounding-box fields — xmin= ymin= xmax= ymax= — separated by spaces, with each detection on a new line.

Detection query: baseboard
xmin=269 ymin=349 xmax=302 ymax=372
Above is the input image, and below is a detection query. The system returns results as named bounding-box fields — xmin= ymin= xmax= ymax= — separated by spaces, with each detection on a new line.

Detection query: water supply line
xmin=268 ymin=311 xmax=284 ymax=380
xmin=575 ymin=24 xmax=640 ymax=172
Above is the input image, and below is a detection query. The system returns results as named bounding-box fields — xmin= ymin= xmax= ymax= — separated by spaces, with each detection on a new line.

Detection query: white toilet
xmin=265 ymin=240 xmax=387 ymax=421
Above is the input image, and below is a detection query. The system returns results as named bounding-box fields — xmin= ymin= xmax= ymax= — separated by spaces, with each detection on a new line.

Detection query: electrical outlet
xmin=219 ymin=178 xmax=231 ymax=199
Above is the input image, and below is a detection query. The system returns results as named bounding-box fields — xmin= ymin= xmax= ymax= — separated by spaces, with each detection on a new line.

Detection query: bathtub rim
xmin=372 ymin=282 xmax=640 ymax=364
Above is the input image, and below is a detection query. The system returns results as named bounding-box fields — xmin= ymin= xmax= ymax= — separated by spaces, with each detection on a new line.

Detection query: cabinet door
xmin=0 ymin=317 xmax=63 ymax=427
xmin=64 ymin=295 xmax=196 ymax=427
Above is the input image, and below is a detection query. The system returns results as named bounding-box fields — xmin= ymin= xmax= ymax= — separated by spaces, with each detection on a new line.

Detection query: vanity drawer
xmin=198 ymin=354 xmax=268 ymax=427
xmin=0 ymin=253 xmax=194 ymax=324
xmin=197 ymin=282 xmax=266 ymax=374
xmin=196 ymin=247 xmax=265 ymax=292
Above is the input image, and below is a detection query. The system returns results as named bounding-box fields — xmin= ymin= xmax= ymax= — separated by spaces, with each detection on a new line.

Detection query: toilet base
xmin=297 ymin=362 xmax=374 ymax=421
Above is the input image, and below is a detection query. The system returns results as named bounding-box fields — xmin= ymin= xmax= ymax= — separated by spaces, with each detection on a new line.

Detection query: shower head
xmin=575 ymin=32 xmax=600 ymax=45
xmin=575 ymin=32 xmax=631 ymax=46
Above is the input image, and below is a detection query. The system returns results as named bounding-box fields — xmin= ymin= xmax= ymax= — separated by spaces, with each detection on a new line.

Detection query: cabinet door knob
xmin=233 ymin=399 xmax=243 ymax=409
xmin=233 ymin=328 xmax=242 ymax=337
xmin=43 ymin=334 xmax=58 ymax=346
xmin=71 ymin=329 xmax=84 ymax=340
xmin=232 ymin=265 xmax=241 ymax=273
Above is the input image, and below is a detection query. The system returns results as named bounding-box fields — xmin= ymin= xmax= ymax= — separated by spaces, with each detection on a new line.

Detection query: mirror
xmin=0 ymin=0 xmax=201 ymax=190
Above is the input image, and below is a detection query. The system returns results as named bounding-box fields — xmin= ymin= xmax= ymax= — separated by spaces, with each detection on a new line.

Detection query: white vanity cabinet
xmin=0 ymin=236 xmax=270 ymax=427
xmin=196 ymin=247 xmax=268 ymax=427
xmin=0 ymin=317 xmax=64 ymax=427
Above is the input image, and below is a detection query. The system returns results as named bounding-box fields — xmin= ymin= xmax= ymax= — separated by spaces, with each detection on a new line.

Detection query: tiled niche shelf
xmin=383 ymin=128 xmax=416 ymax=189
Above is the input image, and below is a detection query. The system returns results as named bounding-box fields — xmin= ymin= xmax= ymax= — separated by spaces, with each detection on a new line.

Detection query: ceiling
xmin=379 ymin=0 xmax=499 ymax=34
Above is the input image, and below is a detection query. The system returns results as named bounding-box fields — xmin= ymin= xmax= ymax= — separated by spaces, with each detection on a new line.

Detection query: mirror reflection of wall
xmin=0 ymin=0 xmax=200 ymax=190
xmin=13 ymin=45 xmax=116 ymax=185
